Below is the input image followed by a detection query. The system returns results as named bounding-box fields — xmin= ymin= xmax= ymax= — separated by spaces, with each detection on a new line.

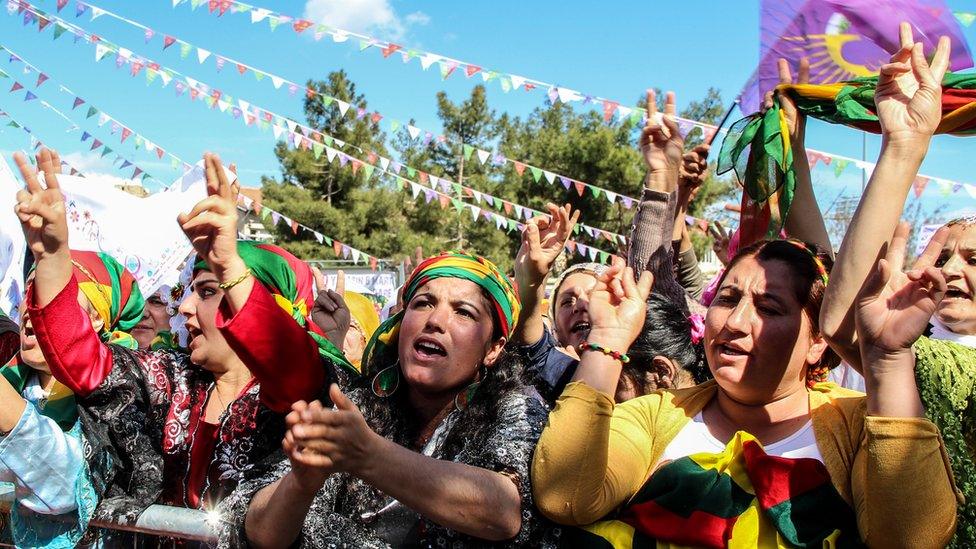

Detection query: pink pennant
xmin=913 ymin=176 xmax=930 ymax=198
xmin=56 ymin=0 xmax=68 ymax=11
xmin=155 ymin=147 xmax=164 ymax=160
xmin=90 ymin=138 xmax=102 ymax=150
xmin=208 ymin=0 xmax=218 ymax=12
xmin=144 ymin=29 xmax=154 ymax=43
xmin=293 ymin=19 xmax=313 ymax=33
xmin=381 ymin=43 xmax=402 ymax=58
xmin=130 ymin=61 xmax=144 ymax=76
xmin=236 ymin=63 xmax=247 ymax=75
xmin=121 ymin=128 xmax=132 ymax=142
xmin=72 ymin=97 xmax=85 ymax=109
xmin=219 ymin=0 xmax=232 ymax=14
xmin=132 ymin=167 xmax=143 ymax=178
xmin=513 ymin=161 xmax=525 ymax=176
xmin=602 ymin=100 xmax=618 ymax=123
xmin=35 ymin=73 xmax=48 ymax=87
xmin=574 ymin=181 xmax=585 ymax=197
xmin=163 ymin=35 xmax=176 ymax=50
xmin=9 ymin=82 xmax=23 ymax=92
xmin=37 ymin=16 xmax=51 ymax=32
xmin=464 ymin=65 xmax=482 ymax=78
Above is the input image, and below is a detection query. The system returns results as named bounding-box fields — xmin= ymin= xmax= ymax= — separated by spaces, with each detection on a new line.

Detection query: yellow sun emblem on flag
xmin=782 ymin=13 xmax=882 ymax=83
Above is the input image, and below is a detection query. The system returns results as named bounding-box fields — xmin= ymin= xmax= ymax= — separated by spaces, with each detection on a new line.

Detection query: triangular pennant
xmin=912 ymin=176 xmax=930 ymax=198
xmin=464 ymin=65 xmax=482 ymax=78
xmin=954 ymin=11 xmax=976 ymax=27
xmin=543 ymin=171 xmax=555 ymax=184
xmin=163 ymin=35 xmax=176 ymax=49
xmin=574 ymin=181 xmax=586 ymax=197
xmin=196 ymin=47 xmax=211 ymax=63
xmin=529 ymin=166 xmax=542 ymax=182
xmin=476 ymin=149 xmax=490 ymax=165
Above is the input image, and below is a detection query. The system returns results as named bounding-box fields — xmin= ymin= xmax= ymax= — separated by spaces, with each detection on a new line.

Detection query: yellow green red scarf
xmin=563 ymin=431 xmax=861 ymax=548
xmin=362 ymin=251 xmax=520 ymax=382
xmin=718 ymin=73 xmax=976 ymax=247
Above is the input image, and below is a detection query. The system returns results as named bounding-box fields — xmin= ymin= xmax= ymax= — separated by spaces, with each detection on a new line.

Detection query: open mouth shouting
xmin=413 ymin=336 xmax=448 ymax=361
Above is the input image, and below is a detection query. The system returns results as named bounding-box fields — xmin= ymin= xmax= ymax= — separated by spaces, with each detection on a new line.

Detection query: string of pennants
xmin=8 ymin=3 xmax=631 ymax=247
xmin=31 ymin=0 xmax=975 ymax=202
xmin=0 ymin=51 xmax=175 ymax=188
xmin=2 ymin=15 xmax=623 ymax=264
xmin=36 ymin=0 xmax=721 ymax=211
xmin=0 ymin=108 xmax=87 ymax=174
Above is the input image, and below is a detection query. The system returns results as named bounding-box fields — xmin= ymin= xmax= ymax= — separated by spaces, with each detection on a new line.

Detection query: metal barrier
xmin=1 ymin=484 xmax=217 ymax=545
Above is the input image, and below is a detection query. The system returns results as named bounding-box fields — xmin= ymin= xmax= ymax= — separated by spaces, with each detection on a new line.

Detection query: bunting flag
xmin=0 ymin=110 xmax=86 ymax=175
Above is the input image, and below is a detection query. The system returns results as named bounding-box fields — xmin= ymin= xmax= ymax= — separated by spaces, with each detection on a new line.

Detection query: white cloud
xmin=303 ymin=0 xmax=429 ymax=41
xmin=61 ymin=151 xmax=142 ymax=188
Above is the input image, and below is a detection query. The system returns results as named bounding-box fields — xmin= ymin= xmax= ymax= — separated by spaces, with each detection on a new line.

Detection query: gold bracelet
xmin=218 ymin=268 xmax=253 ymax=290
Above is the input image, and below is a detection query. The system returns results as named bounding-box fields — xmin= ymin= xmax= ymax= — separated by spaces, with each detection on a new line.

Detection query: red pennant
xmin=72 ymin=97 xmax=84 ymax=109
xmin=503 ymin=202 xmax=513 ymax=215
xmin=524 ymin=83 xmax=536 ymax=91
xmin=37 ymin=16 xmax=50 ymax=32
xmin=163 ymin=36 xmax=176 ymax=49
xmin=121 ymin=128 xmax=132 ymax=142
xmin=602 ymin=100 xmax=619 ymax=123
xmin=370 ymin=112 xmax=382 ymax=124
xmin=464 ymin=65 xmax=482 ymax=78
xmin=913 ymin=176 xmax=930 ymax=198
xmin=464 ymin=188 xmax=474 ymax=198
xmin=438 ymin=194 xmax=450 ymax=208
xmin=290 ymin=220 xmax=299 ymax=234
xmin=56 ymin=0 xmax=68 ymax=11
xmin=89 ymin=34 xmax=100 ymax=44
xmin=574 ymin=181 xmax=585 ymax=196
xmin=9 ymin=82 xmax=22 ymax=93
xmin=513 ymin=161 xmax=525 ymax=176
xmin=132 ymin=167 xmax=143 ymax=178
xmin=208 ymin=0 xmax=218 ymax=12
xmin=219 ymin=0 xmax=232 ymax=14
xmin=246 ymin=114 xmax=256 ymax=126
xmin=367 ymin=151 xmax=378 ymax=164
xmin=262 ymin=112 xmax=273 ymax=122
xmin=351 ymin=160 xmax=362 ymax=175
xmin=211 ymin=89 xmax=222 ymax=101
xmin=332 ymin=240 xmax=343 ymax=257
xmin=235 ymin=63 xmax=247 ymax=75
xmin=90 ymin=139 xmax=102 ymax=150
xmin=130 ymin=61 xmax=143 ymax=76
xmin=369 ymin=257 xmax=378 ymax=271
xmin=189 ymin=88 xmax=200 ymax=100
xmin=252 ymin=202 xmax=262 ymax=215
xmin=155 ymin=147 xmax=164 ymax=159
xmin=381 ymin=43 xmax=402 ymax=58
xmin=293 ymin=19 xmax=313 ymax=33
xmin=566 ymin=241 xmax=577 ymax=254
xmin=35 ymin=73 xmax=47 ymax=87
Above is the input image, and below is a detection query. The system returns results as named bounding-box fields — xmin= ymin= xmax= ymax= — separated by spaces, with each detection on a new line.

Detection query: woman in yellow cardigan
xmin=532 ymin=235 xmax=957 ymax=548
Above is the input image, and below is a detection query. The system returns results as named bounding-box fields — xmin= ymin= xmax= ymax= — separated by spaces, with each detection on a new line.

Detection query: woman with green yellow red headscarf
xmin=15 ymin=148 xmax=355 ymax=532
xmin=218 ymin=251 xmax=561 ymax=548
xmin=0 ymin=248 xmax=142 ymax=548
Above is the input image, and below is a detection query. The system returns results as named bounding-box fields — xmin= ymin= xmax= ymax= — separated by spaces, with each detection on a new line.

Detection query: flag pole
xmin=707 ymin=98 xmax=740 ymax=146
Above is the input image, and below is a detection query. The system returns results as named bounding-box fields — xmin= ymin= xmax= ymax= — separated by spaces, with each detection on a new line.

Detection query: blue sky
xmin=0 ymin=0 xmax=974 ymax=224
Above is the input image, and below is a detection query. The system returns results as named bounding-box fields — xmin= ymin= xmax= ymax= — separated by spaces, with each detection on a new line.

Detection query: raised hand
xmin=177 ymin=153 xmax=242 ymax=279
xmin=677 ymin=144 xmax=710 ymax=206
xmin=855 ymin=222 xmax=948 ymax=357
xmin=875 ymin=22 xmax=951 ymax=145
xmin=310 ymin=267 xmax=351 ymax=348
xmin=585 ymin=266 xmax=654 ymax=352
xmin=282 ymin=400 xmax=332 ymax=490
xmin=13 ymin=150 xmax=68 ymax=261
xmin=762 ymin=57 xmax=810 ymax=145
xmin=287 ymin=384 xmax=378 ymax=477
xmin=515 ymin=203 xmax=579 ymax=285
xmin=640 ymin=89 xmax=683 ymax=190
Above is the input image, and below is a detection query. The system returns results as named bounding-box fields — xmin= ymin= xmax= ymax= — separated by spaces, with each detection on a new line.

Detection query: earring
xmin=454 ymin=366 xmax=487 ymax=412
xmin=371 ymin=363 xmax=401 ymax=397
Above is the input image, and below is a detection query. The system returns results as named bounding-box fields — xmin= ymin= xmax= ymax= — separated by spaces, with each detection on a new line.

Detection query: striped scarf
xmin=563 ymin=431 xmax=862 ymax=549
xmin=718 ymin=73 xmax=976 ymax=246
xmin=362 ymin=251 xmax=520 ymax=377
xmin=70 ymin=250 xmax=145 ymax=350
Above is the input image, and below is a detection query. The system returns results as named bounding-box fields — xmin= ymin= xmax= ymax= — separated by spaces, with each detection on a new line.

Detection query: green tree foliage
xmin=259 ymin=72 xmax=735 ymax=271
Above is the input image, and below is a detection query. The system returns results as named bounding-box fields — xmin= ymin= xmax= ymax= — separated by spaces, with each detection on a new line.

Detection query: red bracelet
xmin=579 ymin=341 xmax=630 ymax=364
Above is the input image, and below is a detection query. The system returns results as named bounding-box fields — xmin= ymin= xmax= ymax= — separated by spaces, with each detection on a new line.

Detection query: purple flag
xmin=740 ymin=0 xmax=973 ymax=113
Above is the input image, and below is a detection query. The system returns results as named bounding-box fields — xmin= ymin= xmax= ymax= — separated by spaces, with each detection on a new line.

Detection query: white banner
xmin=0 ymin=156 xmax=26 ymax=321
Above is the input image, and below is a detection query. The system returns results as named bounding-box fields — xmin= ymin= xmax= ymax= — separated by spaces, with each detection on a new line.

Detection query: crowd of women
xmin=0 ymin=23 xmax=972 ymax=548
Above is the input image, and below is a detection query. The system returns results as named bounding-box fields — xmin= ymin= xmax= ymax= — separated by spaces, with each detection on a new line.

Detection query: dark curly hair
xmin=717 ymin=239 xmax=840 ymax=383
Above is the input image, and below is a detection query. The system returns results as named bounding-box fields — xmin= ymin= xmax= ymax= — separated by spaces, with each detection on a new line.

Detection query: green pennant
xmin=628 ymin=110 xmax=642 ymax=125
xmin=205 ymin=96 xmax=216 ymax=108
xmin=100 ymin=147 xmax=113 ymax=158
xmin=53 ymin=23 xmax=66 ymax=40
xmin=180 ymin=43 xmax=191 ymax=59
xmin=598 ymin=251 xmax=609 ymax=264
xmin=321 ymin=96 xmax=334 ymax=107
xmin=171 ymin=157 xmax=179 ymax=169
xmin=955 ymin=11 xmax=976 ymax=27
xmin=362 ymin=164 xmax=375 ymax=179
xmin=134 ymin=135 xmax=144 ymax=149
xmin=451 ymin=183 xmax=462 ymax=195
xmin=260 ymin=208 xmax=270 ymax=220
xmin=268 ymin=17 xmax=281 ymax=31
xmin=233 ymin=3 xmax=250 ymax=13
xmin=506 ymin=219 xmax=517 ymax=232
xmin=395 ymin=178 xmax=404 ymax=191
xmin=406 ymin=167 xmax=416 ymax=178
xmin=529 ymin=166 xmax=542 ymax=182
xmin=7 ymin=121 xmax=19 ymax=128
xmin=390 ymin=119 xmax=400 ymax=132
xmin=404 ymin=50 xmax=419 ymax=61
xmin=141 ymin=172 xmax=150 ymax=181
xmin=145 ymin=69 xmax=158 ymax=85
xmin=324 ymin=235 xmax=333 ymax=245
xmin=86 ymin=106 xmax=98 ymax=119
xmin=311 ymin=142 xmax=324 ymax=159
xmin=254 ymin=71 xmax=265 ymax=82
xmin=259 ymin=120 xmax=270 ymax=131
xmin=359 ymin=39 xmax=372 ymax=51
xmin=462 ymin=144 xmax=474 ymax=160
xmin=323 ymin=136 xmax=334 ymax=146
xmin=483 ymin=71 xmax=497 ymax=82
xmin=572 ymin=224 xmax=581 ymax=235
xmin=499 ymin=76 xmax=511 ymax=93
xmin=190 ymin=0 xmax=204 ymax=8
xmin=833 ymin=159 xmax=849 ymax=177
xmin=452 ymin=198 xmax=464 ymax=212
xmin=590 ymin=186 xmax=602 ymax=199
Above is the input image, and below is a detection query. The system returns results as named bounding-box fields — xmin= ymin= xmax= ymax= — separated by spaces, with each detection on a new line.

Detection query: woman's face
xmin=935 ymin=223 xmax=976 ymax=335
xmin=19 ymin=289 xmax=103 ymax=373
xmin=343 ymin=323 xmax=367 ymax=365
xmin=704 ymin=256 xmax=827 ymax=405
xmin=132 ymin=292 xmax=173 ymax=350
xmin=178 ymin=271 xmax=236 ymax=371
xmin=554 ymin=272 xmax=598 ymax=349
xmin=397 ymin=278 xmax=505 ymax=400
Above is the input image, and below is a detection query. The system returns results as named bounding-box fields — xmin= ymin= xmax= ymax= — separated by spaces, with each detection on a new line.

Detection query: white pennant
xmin=473 ymin=190 xmax=482 ymax=203
xmin=270 ymin=75 xmax=285 ymax=89
xmin=272 ymin=125 xmax=285 ymax=140
xmin=250 ymin=8 xmax=270 ymax=23
xmin=543 ymin=171 xmax=555 ymax=184
xmin=379 ymin=157 xmax=390 ymax=171
xmin=332 ymin=30 xmax=349 ymax=43
xmin=588 ymin=246 xmax=598 ymax=261
xmin=351 ymin=249 xmax=361 ymax=263
xmin=325 ymin=147 xmax=338 ymax=162
xmin=97 ymin=113 xmax=110 ymax=126
xmin=196 ymin=47 xmax=211 ymax=64
xmin=616 ymin=106 xmax=633 ymax=120
xmin=314 ymin=232 xmax=324 ymax=244
xmin=556 ymin=87 xmax=581 ymax=103
xmin=410 ymin=182 xmax=421 ymax=199
xmin=420 ymin=53 xmax=439 ymax=70
xmin=90 ymin=7 xmax=105 ymax=20
xmin=509 ymin=75 xmax=526 ymax=90
xmin=469 ymin=205 xmax=480 ymax=221
xmin=94 ymin=43 xmax=112 ymax=61
xmin=476 ymin=149 xmax=490 ymax=165
xmin=217 ymin=100 xmax=229 ymax=112
xmin=336 ymin=100 xmax=350 ymax=116
xmin=407 ymin=125 xmax=421 ymax=139
xmin=605 ymin=190 xmax=617 ymax=204
xmin=333 ymin=138 xmax=346 ymax=149
xmin=158 ymin=71 xmax=172 ymax=86
xmin=285 ymin=119 xmax=298 ymax=132
xmin=117 ymin=47 xmax=132 ymax=59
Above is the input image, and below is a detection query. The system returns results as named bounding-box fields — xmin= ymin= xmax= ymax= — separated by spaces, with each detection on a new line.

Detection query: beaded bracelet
xmin=579 ymin=341 xmax=631 ymax=364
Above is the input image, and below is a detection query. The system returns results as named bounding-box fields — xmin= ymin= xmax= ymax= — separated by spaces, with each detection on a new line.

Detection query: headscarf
xmin=70 ymin=250 xmax=145 ymax=349
xmin=192 ymin=241 xmax=356 ymax=374
xmin=362 ymin=252 xmax=520 ymax=375
xmin=548 ymin=262 xmax=609 ymax=322
xmin=718 ymin=73 xmax=976 ymax=248
xmin=345 ymin=291 xmax=381 ymax=342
